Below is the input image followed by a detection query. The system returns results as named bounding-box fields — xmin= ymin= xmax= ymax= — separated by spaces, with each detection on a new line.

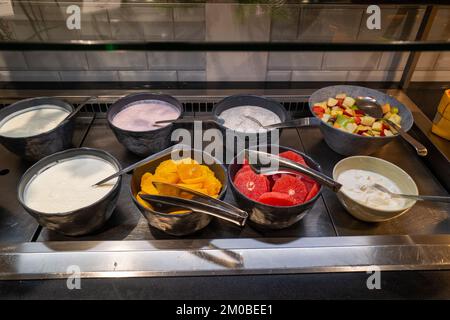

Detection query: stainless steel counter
xmin=0 ymin=89 xmax=449 ymax=280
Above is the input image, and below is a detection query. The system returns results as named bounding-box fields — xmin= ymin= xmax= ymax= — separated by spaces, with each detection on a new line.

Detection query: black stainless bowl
xmin=131 ymin=147 xmax=228 ymax=236
xmin=228 ymin=145 xmax=322 ymax=229
xmin=107 ymin=93 xmax=183 ymax=157
xmin=0 ymin=97 xmax=75 ymax=162
xmin=309 ymin=85 xmax=414 ymax=156
xmin=17 ymin=148 xmax=122 ymax=236
xmin=212 ymin=95 xmax=289 ymax=158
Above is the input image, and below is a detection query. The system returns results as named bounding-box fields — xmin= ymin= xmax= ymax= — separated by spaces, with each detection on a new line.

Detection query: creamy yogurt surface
xmin=337 ymin=169 xmax=406 ymax=210
xmin=219 ymin=106 xmax=281 ymax=133
xmin=24 ymin=156 xmax=118 ymax=213
xmin=112 ymin=100 xmax=180 ymax=132
xmin=0 ymin=105 xmax=70 ymax=138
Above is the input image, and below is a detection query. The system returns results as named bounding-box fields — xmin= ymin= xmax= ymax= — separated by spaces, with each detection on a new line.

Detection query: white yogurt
xmin=219 ymin=106 xmax=281 ymax=133
xmin=337 ymin=169 xmax=406 ymax=210
xmin=24 ymin=156 xmax=118 ymax=213
xmin=0 ymin=105 xmax=70 ymax=138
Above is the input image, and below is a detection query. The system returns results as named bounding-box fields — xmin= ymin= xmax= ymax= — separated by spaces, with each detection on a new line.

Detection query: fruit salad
xmin=137 ymin=158 xmax=223 ymax=213
xmin=312 ymin=93 xmax=402 ymax=137
xmin=233 ymin=151 xmax=320 ymax=207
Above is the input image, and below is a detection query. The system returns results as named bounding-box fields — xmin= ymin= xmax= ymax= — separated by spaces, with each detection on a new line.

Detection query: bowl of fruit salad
xmin=228 ymin=146 xmax=322 ymax=229
xmin=309 ymin=85 xmax=413 ymax=156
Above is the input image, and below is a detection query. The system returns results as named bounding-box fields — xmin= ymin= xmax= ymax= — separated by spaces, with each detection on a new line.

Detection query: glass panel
xmin=1 ymin=1 xmax=448 ymax=44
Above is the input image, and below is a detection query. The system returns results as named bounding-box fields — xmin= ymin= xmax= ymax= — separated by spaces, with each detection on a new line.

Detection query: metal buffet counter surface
xmin=0 ymin=88 xmax=449 ymax=281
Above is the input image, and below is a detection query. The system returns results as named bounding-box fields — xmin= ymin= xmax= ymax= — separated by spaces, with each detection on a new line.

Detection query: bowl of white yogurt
xmin=212 ymin=95 xmax=289 ymax=158
xmin=333 ymin=156 xmax=418 ymax=222
xmin=0 ymin=97 xmax=75 ymax=161
xmin=18 ymin=148 xmax=122 ymax=236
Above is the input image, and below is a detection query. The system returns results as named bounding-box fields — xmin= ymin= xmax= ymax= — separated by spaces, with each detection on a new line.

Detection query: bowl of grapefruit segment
xmin=228 ymin=145 xmax=322 ymax=229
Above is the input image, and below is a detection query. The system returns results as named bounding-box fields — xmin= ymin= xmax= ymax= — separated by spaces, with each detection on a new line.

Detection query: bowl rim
xmin=17 ymin=147 xmax=123 ymax=217
xmin=107 ymin=92 xmax=183 ymax=135
xmin=211 ymin=94 xmax=290 ymax=133
xmin=0 ymin=96 xmax=74 ymax=139
xmin=308 ymin=85 xmax=414 ymax=140
xmin=332 ymin=155 xmax=418 ymax=213
xmin=130 ymin=147 xmax=228 ymax=217
xmin=228 ymin=145 xmax=323 ymax=209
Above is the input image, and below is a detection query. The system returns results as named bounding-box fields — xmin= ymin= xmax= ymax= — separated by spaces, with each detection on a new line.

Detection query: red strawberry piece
xmin=234 ymin=170 xmax=269 ymax=201
xmin=258 ymin=192 xmax=296 ymax=207
xmin=354 ymin=116 xmax=361 ymax=125
xmin=272 ymin=174 xmax=308 ymax=204
xmin=279 ymin=151 xmax=308 ymax=167
xmin=304 ymin=183 xmax=320 ymax=202
xmin=355 ymin=109 xmax=365 ymax=116
xmin=336 ymin=98 xmax=344 ymax=107
xmin=313 ymin=106 xmax=325 ymax=115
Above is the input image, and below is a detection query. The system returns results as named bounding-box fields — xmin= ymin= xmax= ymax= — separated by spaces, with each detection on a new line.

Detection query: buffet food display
xmin=0 ymin=85 xmax=445 ymax=237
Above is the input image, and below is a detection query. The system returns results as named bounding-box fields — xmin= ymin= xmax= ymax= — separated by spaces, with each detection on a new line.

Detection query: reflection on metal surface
xmin=2 ymin=236 xmax=450 ymax=280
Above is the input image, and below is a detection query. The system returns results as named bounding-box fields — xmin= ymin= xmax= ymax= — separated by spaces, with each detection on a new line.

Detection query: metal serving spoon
xmin=355 ymin=96 xmax=427 ymax=156
xmin=244 ymin=115 xmax=320 ymax=130
xmin=92 ymin=146 xmax=181 ymax=186
xmin=367 ymin=183 xmax=450 ymax=203
xmin=245 ymin=149 xmax=342 ymax=192
xmin=62 ymin=96 xmax=97 ymax=123
xmin=154 ymin=115 xmax=225 ymax=127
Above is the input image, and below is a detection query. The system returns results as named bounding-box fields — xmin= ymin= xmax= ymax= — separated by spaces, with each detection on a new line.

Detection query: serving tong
xmin=139 ymin=182 xmax=248 ymax=227
xmin=364 ymin=183 xmax=450 ymax=203
xmin=244 ymin=149 xmax=342 ymax=192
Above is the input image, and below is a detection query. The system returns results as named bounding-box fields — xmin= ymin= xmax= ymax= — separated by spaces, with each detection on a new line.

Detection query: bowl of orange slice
xmin=130 ymin=147 xmax=227 ymax=236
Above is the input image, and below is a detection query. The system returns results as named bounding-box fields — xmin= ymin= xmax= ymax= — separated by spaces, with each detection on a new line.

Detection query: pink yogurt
xmin=112 ymin=100 xmax=180 ymax=132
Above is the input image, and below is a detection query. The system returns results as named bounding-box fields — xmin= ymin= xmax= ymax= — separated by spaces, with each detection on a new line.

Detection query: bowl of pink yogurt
xmin=107 ymin=93 xmax=183 ymax=156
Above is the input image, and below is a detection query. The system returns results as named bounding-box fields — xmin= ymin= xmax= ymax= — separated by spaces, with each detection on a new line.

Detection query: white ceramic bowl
xmin=332 ymin=156 xmax=418 ymax=222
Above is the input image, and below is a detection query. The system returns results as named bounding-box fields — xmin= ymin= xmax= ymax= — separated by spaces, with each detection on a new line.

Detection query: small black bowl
xmin=107 ymin=93 xmax=183 ymax=157
xmin=0 ymin=97 xmax=75 ymax=162
xmin=212 ymin=95 xmax=289 ymax=157
xmin=130 ymin=147 xmax=228 ymax=236
xmin=228 ymin=145 xmax=323 ymax=229
xmin=17 ymin=148 xmax=122 ymax=236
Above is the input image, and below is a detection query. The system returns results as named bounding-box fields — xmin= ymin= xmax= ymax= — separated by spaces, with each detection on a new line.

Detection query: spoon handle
xmin=64 ymin=96 xmax=97 ymax=122
xmin=384 ymin=119 xmax=428 ymax=157
xmin=278 ymin=157 xmax=342 ymax=192
xmin=393 ymin=193 xmax=450 ymax=203
xmin=264 ymin=117 xmax=321 ymax=130
xmin=93 ymin=145 xmax=178 ymax=186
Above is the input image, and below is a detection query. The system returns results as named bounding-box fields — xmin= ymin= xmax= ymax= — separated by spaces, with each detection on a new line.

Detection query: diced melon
xmin=345 ymin=123 xmax=358 ymax=133
xmin=372 ymin=121 xmax=383 ymax=131
xmin=342 ymin=96 xmax=355 ymax=108
xmin=383 ymin=112 xmax=392 ymax=119
xmin=382 ymin=103 xmax=391 ymax=114
xmin=321 ymin=114 xmax=331 ymax=123
xmin=327 ymin=98 xmax=338 ymax=107
xmin=317 ymin=101 xmax=327 ymax=109
xmin=361 ymin=116 xmax=376 ymax=126
xmin=330 ymin=109 xmax=343 ymax=117
xmin=362 ymin=132 xmax=371 ymax=137
xmin=343 ymin=108 xmax=354 ymax=117
xmin=389 ymin=114 xmax=401 ymax=125
xmin=384 ymin=129 xmax=394 ymax=137
xmin=335 ymin=93 xmax=346 ymax=99
xmin=357 ymin=125 xmax=370 ymax=132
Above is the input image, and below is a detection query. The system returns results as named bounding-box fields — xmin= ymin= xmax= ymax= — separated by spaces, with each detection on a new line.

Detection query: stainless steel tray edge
xmin=2 ymin=235 xmax=450 ymax=280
